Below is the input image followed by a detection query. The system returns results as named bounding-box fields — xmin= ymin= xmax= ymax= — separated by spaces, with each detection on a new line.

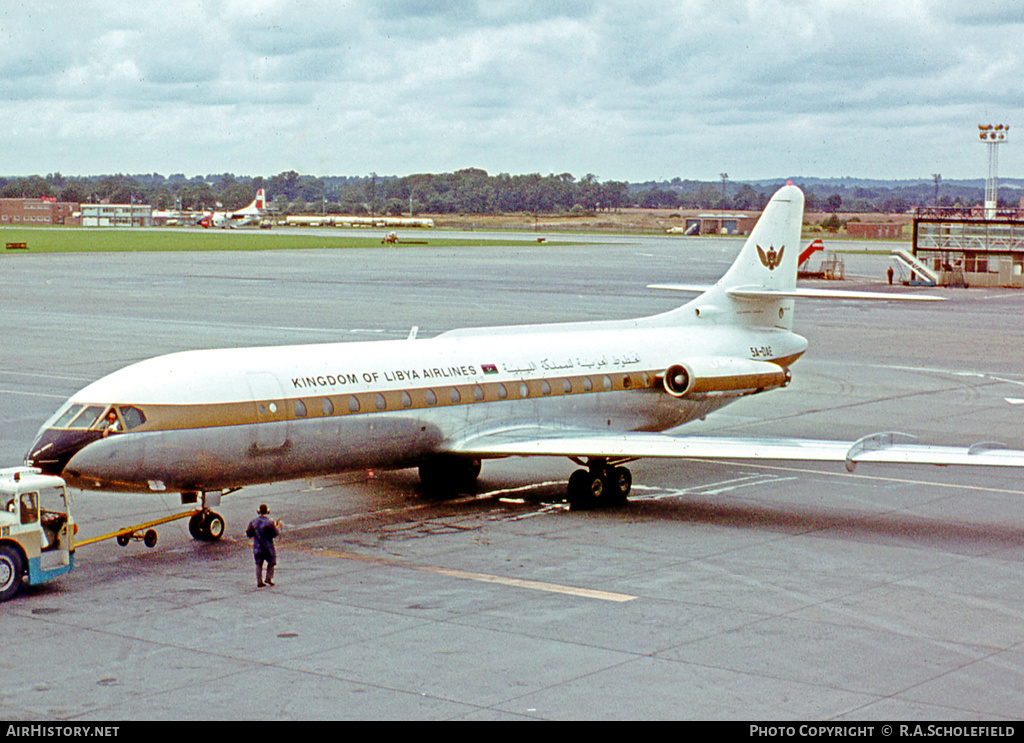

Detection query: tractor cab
xmin=0 ymin=466 xmax=75 ymax=602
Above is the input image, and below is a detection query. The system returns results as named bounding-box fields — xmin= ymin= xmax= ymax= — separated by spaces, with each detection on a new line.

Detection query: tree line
xmin=0 ymin=170 xmax=631 ymax=216
xmin=0 ymin=169 xmax=1010 ymax=216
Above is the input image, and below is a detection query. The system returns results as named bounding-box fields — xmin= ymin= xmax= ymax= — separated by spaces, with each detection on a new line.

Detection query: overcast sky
xmin=2 ymin=0 xmax=1021 ymax=182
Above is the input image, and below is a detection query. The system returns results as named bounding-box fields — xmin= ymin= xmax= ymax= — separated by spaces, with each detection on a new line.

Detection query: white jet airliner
xmin=198 ymin=188 xmax=267 ymax=229
xmin=26 ymin=184 xmax=1024 ymax=541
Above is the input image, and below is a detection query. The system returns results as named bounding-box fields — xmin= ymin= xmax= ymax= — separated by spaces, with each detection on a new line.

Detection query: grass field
xmin=0 ymin=227 xmax=582 ymax=254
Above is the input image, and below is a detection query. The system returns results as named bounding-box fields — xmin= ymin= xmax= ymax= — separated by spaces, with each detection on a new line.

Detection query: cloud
xmin=0 ymin=0 xmax=1021 ymax=180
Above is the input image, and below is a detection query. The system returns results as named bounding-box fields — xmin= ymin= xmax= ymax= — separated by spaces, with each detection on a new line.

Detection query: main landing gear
xmin=566 ymin=459 xmax=633 ymax=511
xmin=414 ymin=454 xmax=634 ymax=511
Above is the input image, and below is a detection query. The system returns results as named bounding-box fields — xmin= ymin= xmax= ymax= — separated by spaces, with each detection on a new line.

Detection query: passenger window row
xmin=288 ymin=373 xmax=652 ymax=418
xmin=54 ymin=374 xmax=654 ymax=430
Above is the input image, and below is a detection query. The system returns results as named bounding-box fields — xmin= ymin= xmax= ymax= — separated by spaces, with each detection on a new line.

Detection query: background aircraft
xmin=198 ymin=188 xmax=267 ymax=228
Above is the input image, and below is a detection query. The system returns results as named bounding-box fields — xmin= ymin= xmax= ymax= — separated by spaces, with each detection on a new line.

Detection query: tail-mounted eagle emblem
xmin=756 ymin=244 xmax=784 ymax=270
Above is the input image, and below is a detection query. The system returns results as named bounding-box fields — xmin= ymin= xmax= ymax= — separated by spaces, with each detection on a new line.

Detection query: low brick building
xmin=0 ymin=198 xmax=77 ymax=225
xmin=845 ymin=221 xmax=904 ymax=239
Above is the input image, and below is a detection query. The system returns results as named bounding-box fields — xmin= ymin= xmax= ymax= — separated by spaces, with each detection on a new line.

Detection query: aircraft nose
xmin=26 ymin=428 xmax=102 ymax=476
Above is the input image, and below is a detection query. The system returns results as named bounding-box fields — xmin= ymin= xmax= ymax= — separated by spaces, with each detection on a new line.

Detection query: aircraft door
xmin=246 ymin=372 xmax=288 ymax=449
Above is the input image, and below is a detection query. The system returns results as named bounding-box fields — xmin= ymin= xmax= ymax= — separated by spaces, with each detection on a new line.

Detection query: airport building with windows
xmin=912 ymin=201 xmax=1024 ymax=287
xmin=78 ymin=203 xmax=154 ymax=227
xmin=676 ymin=213 xmax=758 ymax=236
xmin=0 ymin=197 xmax=77 ymax=225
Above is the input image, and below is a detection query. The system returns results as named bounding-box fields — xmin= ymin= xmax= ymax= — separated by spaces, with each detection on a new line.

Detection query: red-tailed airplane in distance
xmin=198 ymin=188 xmax=267 ymax=229
xmin=25 ymin=184 xmax=1024 ymax=541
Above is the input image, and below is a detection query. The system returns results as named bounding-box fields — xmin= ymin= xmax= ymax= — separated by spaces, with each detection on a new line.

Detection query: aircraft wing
xmin=446 ymin=428 xmax=1024 ymax=472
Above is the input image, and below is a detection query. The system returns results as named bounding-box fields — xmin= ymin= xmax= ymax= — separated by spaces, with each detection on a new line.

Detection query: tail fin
xmin=654 ymin=183 xmax=804 ymax=330
xmin=650 ymin=183 xmax=938 ymax=327
xmin=254 ymin=188 xmax=266 ymax=211
xmin=713 ymin=183 xmax=803 ymax=299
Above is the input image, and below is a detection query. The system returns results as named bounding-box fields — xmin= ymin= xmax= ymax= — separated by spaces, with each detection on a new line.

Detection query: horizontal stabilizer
xmin=648 ymin=283 xmax=714 ymax=293
xmin=649 ymin=284 xmax=945 ymax=302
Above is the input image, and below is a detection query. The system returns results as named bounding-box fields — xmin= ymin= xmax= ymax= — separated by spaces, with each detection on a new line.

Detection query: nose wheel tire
xmin=205 ymin=512 xmax=225 ymax=540
xmin=188 ymin=510 xmax=225 ymax=542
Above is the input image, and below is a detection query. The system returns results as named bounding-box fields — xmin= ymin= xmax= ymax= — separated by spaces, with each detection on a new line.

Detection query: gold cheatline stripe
xmin=108 ymin=370 xmax=662 ymax=433
xmin=294 ymin=546 xmax=637 ymax=603
xmin=66 ymin=361 xmax=793 ymax=435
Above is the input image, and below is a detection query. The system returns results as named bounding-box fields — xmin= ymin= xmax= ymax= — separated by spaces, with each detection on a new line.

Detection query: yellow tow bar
xmin=75 ymin=509 xmax=203 ymax=549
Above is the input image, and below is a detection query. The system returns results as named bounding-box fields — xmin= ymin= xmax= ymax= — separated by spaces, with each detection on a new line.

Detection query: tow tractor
xmin=2 ymin=466 xmax=231 ymax=602
xmin=1 ymin=466 xmax=76 ymax=602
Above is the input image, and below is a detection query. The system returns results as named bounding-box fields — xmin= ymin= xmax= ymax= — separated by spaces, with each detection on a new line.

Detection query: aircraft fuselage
xmin=27 ymin=320 xmax=806 ymax=494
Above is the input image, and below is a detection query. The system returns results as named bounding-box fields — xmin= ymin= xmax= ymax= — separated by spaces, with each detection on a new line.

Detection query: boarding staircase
xmin=798 ymin=239 xmax=845 ymax=279
xmin=890 ymin=249 xmax=939 ymax=286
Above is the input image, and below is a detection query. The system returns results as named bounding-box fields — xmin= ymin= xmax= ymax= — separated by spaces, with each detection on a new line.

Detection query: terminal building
xmin=907 ymin=122 xmax=1024 ymax=288
xmin=671 ymin=213 xmax=758 ymax=236
xmin=77 ymin=203 xmax=154 ymax=227
xmin=910 ymin=200 xmax=1024 ymax=287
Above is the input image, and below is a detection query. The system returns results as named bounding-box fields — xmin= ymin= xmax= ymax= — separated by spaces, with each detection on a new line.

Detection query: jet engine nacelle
xmin=661 ymin=357 xmax=790 ymax=398
xmin=663 ymin=364 xmax=694 ymax=396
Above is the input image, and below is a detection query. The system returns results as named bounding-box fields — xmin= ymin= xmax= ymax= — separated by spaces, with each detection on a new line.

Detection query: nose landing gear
xmin=181 ymin=489 xmax=234 ymax=542
xmin=188 ymin=510 xmax=226 ymax=542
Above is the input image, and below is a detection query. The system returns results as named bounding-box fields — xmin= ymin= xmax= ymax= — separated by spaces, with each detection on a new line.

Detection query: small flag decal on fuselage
xmin=482 ymin=363 xmax=499 ymax=374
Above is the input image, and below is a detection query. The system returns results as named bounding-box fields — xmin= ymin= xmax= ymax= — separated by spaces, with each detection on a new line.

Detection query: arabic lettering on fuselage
xmin=506 ymin=354 xmax=641 ymax=374
xmin=539 ymin=358 xmax=574 ymax=371
xmin=574 ymin=353 xmax=641 ymax=369
xmin=290 ymin=352 xmax=643 ymax=391
xmin=503 ymin=361 xmax=537 ymax=374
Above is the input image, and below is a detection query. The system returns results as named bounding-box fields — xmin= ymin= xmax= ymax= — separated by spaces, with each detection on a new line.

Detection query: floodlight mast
xmin=978 ymin=124 xmax=1009 ymax=218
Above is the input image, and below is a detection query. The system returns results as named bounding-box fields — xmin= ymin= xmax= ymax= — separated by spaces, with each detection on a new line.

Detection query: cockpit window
xmin=53 ymin=404 xmax=86 ymax=428
xmin=52 ymin=404 xmax=146 ymax=431
xmin=68 ymin=405 xmax=106 ymax=430
xmin=118 ymin=406 xmax=146 ymax=429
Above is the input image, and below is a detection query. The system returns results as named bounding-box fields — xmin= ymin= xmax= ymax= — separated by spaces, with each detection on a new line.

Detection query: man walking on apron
xmin=246 ymin=504 xmax=280 ymax=588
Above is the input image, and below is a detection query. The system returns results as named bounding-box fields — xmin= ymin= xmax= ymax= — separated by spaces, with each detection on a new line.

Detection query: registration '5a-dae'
xmin=25 ymin=184 xmax=1024 ymax=543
